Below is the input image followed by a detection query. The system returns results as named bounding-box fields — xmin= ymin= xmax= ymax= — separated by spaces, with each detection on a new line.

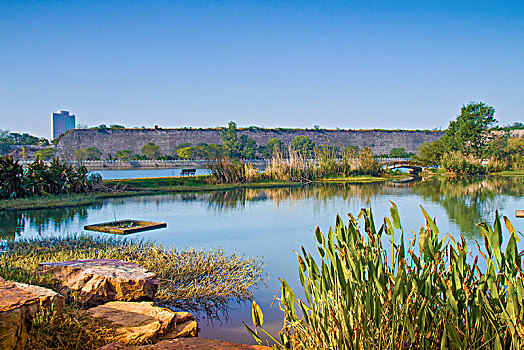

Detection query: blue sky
xmin=1 ymin=0 xmax=523 ymax=138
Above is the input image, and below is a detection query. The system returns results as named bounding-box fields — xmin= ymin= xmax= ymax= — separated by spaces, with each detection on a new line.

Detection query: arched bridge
xmin=380 ymin=159 xmax=425 ymax=174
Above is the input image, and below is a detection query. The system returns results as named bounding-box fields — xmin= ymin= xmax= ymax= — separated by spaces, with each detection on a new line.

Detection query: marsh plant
xmin=265 ymin=148 xmax=317 ymax=183
xmin=0 ymin=235 xmax=264 ymax=318
xmin=246 ymin=204 xmax=524 ymax=349
xmin=0 ymin=155 xmax=102 ymax=199
xmin=207 ymin=156 xmax=260 ymax=184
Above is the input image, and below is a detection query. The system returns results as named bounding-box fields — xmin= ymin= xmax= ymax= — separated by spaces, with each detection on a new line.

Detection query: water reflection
xmin=0 ymin=204 xmax=101 ymax=240
xmin=3 ymin=177 xmax=522 ymax=241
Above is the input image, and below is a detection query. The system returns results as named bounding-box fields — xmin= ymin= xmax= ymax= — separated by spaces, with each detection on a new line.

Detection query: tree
xmin=221 ymin=121 xmax=238 ymax=157
xmin=238 ymin=135 xmax=257 ymax=159
xmin=291 ymin=136 xmax=315 ymax=156
xmin=389 ymin=147 xmax=409 ymax=158
xmin=75 ymin=147 xmax=102 ymax=161
xmin=142 ymin=142 xmax=161 ymax=159
xmin=115 ymin=150 xmax=133 ymax=161
xmin=34 ymin=148 xmax=55 ymax=160
xmin=417 ymin=140 xmax=445 ymax=166
xmin=442 ymin=102 xmax=497 ymax=157
xmin=264 ymin=138 xmax=283 ymax=158
xmin=176 ymin=147 xmax=193 ymax=159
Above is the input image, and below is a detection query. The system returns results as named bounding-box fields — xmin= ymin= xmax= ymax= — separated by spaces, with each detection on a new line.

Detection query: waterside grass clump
xmin=246 ymin=204 xmax=524 ymax=349
xmin=0 ymin=235 xmax=264 ymax=349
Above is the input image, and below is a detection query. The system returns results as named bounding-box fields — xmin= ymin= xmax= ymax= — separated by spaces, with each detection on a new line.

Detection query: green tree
xmin=176 ymin=147 xmax=193 ymax=159
xmin=75 ymin=147 xmax=102 ymax=161
xmin=389 ymin=147 xmax=409 ymax=158
xmin=115 ymin=150 xmax=133 ymax=161
xmin=238 ymin=135 xmax=257 ymax=159
xmin=34 ymin=148 xmax=55 ymax=160
xmin=264 ymin=138 xmax=282 ymax=158
xmin=442 ymin=102 xmax=497 ymax=157
xmin=221 ymin=121 xmax=238 ymax=157
xmin=142 ymin=142 xmax=161 ymax=159
xmin=417 ymin=140 xmax=445 ymax=166
xmin=291 ymin=136 xmax=315 ymax=156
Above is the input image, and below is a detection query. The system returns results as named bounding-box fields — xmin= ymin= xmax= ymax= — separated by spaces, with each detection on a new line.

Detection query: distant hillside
xmin=57 ymin=128 xmax=444 ymax=159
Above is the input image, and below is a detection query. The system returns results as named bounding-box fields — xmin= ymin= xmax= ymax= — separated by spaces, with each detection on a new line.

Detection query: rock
xmin=85 ymin=301 xmax=197 ymax=345
xmin=98 ymin=338 xmax=270 ymax=350
xmin=0 ymin=278 xmax=64 ymax=350
xmin=35 ymin=259 xmax=158 ymax=306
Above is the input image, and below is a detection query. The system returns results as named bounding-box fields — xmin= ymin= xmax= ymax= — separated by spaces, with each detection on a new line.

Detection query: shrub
xmin=441 ymin=151 xmax=486 ymax=175
xmin=246 ymin=204 xmax=524 ymax=349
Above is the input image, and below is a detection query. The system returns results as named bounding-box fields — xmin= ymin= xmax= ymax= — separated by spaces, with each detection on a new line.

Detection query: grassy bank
xmin=0 ymin=175 xmax=302 ymax=211
xmin=0 ymin=173 xmax=401 ymax=211
xmin=1 ymin=235 xmax=264 ymax=349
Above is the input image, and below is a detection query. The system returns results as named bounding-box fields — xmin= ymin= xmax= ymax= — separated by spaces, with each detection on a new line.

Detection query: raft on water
xmin=84 ymin=220 xmax=167 ymax=235
xmin=517 ymin=210 xmax=524 ymax=218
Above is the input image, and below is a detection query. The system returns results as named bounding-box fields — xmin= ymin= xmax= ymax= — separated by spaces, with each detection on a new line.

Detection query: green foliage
xmin=290 ymin=136 xmax=315 ymax=156
xmin=388 ymin=147 xmax=413 ymax=158
xmin=141 ymin=142 xmax=161 ymax=159
xmin=34 ymin=147 xmax=55 ymax=160
xmin=442 ymin=101 xmax=497 ymax=156
xmin=115 ymin=150 xmax=133 ymax=161
xmin=441 ymin=151 xmax=486 ymax=176
xmin=176 ymin=146 xmax=193 ymax=159
xmin=221 ymin=121 xmax=238 ymax=157
xmin=263 ymin=138 xmax=283 ymax=158
xmin=109 ymin=124 xmax=125 ymax=129
xmin=0 ymin=156 xmax=25 ymax=198
xmin=220 ymin=121 xmax=258 ymax=158
xmin=0 ymin=156 xmax=96 ymax=199
xmin=246 ymin=204 xmax=524 ymax=349
xmin=74 ymin=147 xmax=102 ymax=161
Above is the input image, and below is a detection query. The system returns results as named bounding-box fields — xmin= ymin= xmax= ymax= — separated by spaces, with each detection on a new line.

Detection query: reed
xmin=246 ymin=204 xmax=524 ymax=349
xmin=264 ymin=148 xmax=317 ymax=182
xmin=207 ymin=156 xmax=260 ymax=184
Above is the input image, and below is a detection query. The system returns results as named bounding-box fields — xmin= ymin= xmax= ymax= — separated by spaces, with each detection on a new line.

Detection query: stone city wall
xmin=57 ymin=128 xmax=444 ymax=159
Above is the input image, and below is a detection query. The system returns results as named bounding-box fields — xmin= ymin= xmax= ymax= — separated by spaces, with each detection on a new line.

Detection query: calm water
xmin=90 ymin=168 xmax=209 ymax=180
xmin=1 ymin=176 xmax=523 ymax=344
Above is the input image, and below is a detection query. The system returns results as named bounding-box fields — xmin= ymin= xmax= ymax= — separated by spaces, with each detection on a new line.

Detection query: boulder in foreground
xmin=35 ymin=259 xmax=158 ymax=306
xmin=85 ymin=301 xmax=197 ymax=345
xmin=0 ymin=277 xmax=64 ymax=350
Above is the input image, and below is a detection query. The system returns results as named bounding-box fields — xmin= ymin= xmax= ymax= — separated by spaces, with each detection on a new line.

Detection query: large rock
xmin=35 ymin=259 xmax=158 ymax=306
xmin=0 ymin=278 xmax=64 ymax=350
xmin=85 ymin=301 xmax=197 ymax=345
xmin=99 ymin=338 xmax=270 ymax=350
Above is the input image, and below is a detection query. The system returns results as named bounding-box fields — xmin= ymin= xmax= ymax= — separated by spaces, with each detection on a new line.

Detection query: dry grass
xmin=0 ymin=234 xmax=265 ymax=319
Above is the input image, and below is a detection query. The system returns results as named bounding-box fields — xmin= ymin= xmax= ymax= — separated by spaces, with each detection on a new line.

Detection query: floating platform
xmin=517 ymin=210 xmax=524 ymax=218
xmin=84 ymin=220 xmax=167 ymax=235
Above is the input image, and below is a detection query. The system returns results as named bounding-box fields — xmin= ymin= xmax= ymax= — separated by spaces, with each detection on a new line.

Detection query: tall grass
xmin=207 ymin=157 xmax=260 ymax=184
xmin=246 ymin=204 xmax=524 ymax=349
xmin=0 ymin=234 xmax=264 ymax=318
xmin=265 ymin=146 xmax=383 ymax=183
xmin=264 ymin=148 xmax=317 ymax=182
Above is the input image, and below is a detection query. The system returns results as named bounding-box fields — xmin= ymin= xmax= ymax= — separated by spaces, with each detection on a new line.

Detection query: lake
xmin=1 ymin=176 xmax=523 ymax=344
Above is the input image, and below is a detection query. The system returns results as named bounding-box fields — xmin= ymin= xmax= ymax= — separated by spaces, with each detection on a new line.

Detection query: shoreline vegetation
xmin=0 ymin=235 xmax=264 ymax=349
xmin=1 ymin=168 xmax=523 ymax=212
xmin=246 ymin=205 xmax=524 ymax=349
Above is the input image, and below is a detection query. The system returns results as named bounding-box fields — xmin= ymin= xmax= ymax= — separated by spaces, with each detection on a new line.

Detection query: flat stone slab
xmin=86 ymin=301 xmax=197 ymax=345
xmin=99 ymin=338 xmax=269 ymax=350
xmin=0 ymin=277 xmax=64 ymax=350
xmin=35 ymin=259 xmax=158 ymax=307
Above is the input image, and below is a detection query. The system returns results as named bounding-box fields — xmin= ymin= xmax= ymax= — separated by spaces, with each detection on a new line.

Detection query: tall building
xmin=52 ymin=110 xmax=75 ymax=139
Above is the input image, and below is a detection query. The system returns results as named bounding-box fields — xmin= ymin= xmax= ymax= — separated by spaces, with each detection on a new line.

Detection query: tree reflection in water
xmin=0 ymin=204 xmax=102 ymax=240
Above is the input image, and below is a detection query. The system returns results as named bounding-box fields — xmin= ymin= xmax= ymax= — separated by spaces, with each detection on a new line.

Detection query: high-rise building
xmin=52 ymin=110 xmax=75 ymax=139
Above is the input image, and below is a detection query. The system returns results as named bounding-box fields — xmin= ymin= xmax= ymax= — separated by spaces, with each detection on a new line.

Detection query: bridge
xmin=380 ymin=159 xmax=425 ymax=174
